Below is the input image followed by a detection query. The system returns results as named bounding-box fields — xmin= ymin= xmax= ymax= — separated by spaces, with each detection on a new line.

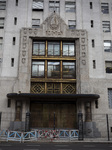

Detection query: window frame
xmin=0 ymin=1 xmax=6 ymax=10
xmin=104 ymin=40 xmax=112 ymax=52
xmin=0 ymin=17 xmax=4 ymax=29
xmin=102 ymin=21 xmax=110 ymax=32
xmin=105 ymin=61 xmax=112 ymax=73
xmin=65 ymin=1 xmax=76 ymax=12
xmin=63 ymin=42 xmax=75 ymax=56
xmin=32 ymin=0 xmax=44 ymax=11
xmin=62 ymin=61 xmax=76 ymax=79
xmin=33 ymin=41 xmax=45 ymax=56
xmin=108 ymin=88 xmax=112 ymax=109
xmin=32 ymin=60 xmax=45 ymax=78
xmin=68 ymin=20 xmax=76 ymax=29
xmin=48 ymin=41 xmax=60 ymax=56
xmin=49 ymin=1 xmax=60 ymax=12
xmin=101 ymin=3 xmax=109 ymax=14
xmin=47 ymin=61 xmax=60 ymax=78
xmin=32 ymin=19 xmax=40 ymax=28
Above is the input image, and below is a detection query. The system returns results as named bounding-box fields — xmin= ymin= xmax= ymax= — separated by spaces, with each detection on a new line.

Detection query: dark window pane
xmin=32 ymin=61 xmax=44 ymax=77
xmin=63 ymin=42 xmax=75 ymax=56
xmin=48 ymin=42 xmax=60 ymax=56
xmin=63 ymin=62 xmax=75 ymax=78
xmin=33 ymin=42 xmax=45 ymax=55
xmin=48 ymin=61 xmax=60 ymax=78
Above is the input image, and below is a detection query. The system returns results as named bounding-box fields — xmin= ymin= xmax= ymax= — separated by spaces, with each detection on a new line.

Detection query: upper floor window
xmin=32 ymin=61 xmax=45 ymax=77
xmin=90 ymin=2 xmax=92 ymax=9
xmin=105 ymin=61 xmax=112 ymax=73
xmin=68 ymin=20 xmax=76 ymax=29
xmin=0 ymin=18 xmax=4 ymax=29
xmin=47 ymin=61 xmax=60 ymax=78
xmin=65 ymin=1 xmax=76 ymax=12
xmin=48 ymin=42 xmax=60 ymax=56
xmin=0 ymin=0 xmax=6 ymax=10
xmin=63 ymin=62 xmax=75 ymax=78
xmin=63 ymin=42 xmax=75 ymax=56
xmin=91 ymin=20 xmax=94 ymax=28
xmin=102 ymin=21 xmax=110 ymax=32
xmin=0 ymin=37 xmax=3 ymax=50
xmin=32 ymin=0 xmax=44 ymax=11
xmin=108 ymin=89 xmax=112 ymax=109
xmin=104 ymin=40 xmax=112 ymax=52
xmin=33 ymin=41 xmax=45 ymax=56
xmin=15 ymin=0 xmax=18 ymax=6
xmin=101 ymin=3 xmax=109 ymax=14
xmin=49 ymin=1 xmax=60 ymax=12
xmin=32 ymin=19 xmax=40 ymax=28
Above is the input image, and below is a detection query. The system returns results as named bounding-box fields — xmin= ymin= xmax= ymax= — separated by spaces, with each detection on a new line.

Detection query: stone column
xmin=85 ymin=102 xmax=92 ymax=122
xmin=15 ymin=101 xmax=22 ymax=121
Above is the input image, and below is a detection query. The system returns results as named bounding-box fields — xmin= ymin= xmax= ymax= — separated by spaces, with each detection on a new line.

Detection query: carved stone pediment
xmin=41 ymin=12 xmax=67 ymax=36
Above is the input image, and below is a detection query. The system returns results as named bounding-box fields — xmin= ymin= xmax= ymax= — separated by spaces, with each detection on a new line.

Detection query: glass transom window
xmin=48 ymin=61 xmax=60 ymax=78
xmin=63 ymin=62 xmax=75 ymax=78
xmin=48 ymin=42 xmax=60 ymax=56
xmin=33 ymin=41 xmax=45 ymax=55
xmin=32 ymin=61 xmax=45 ymax=77
xmin=63 ymin=42 xmax=75 ymax=56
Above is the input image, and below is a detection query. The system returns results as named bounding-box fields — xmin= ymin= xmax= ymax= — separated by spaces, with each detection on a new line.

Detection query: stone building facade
xmin=0 ymin=0 xmax=112 ymax=138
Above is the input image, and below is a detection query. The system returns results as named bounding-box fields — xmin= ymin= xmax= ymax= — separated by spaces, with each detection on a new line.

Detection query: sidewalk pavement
xmin=0 ymin=137 xmax=112 ymax=143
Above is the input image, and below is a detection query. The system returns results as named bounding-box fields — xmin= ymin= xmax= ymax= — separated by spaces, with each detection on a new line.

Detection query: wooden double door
xmin=30 ymin=102 xmax=77 ymax=129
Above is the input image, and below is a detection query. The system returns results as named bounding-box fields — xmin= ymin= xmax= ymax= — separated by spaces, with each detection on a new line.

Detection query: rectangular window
xmin=32 ymin=61 xmax=45 ymax=77
xmin=95 ymin=100 xmax=98 ymax=109
xmin=32 ymin=19 xmax=40 ymax=28
xmin=0 ymin=1 xmax=6 ymax=10
xmin=14 ymin=17 xmax=17 ymax=25
xmin=11 ymin=58 xmax=14 ymax=67
xmin=32 ymin=0 xmax=43 ymax=11
xmin=65 ymin=1 xmax=76 ymax=12
xmin=7 ymin=99 xmax=11 ymax=108
xmin=93 ymin=60 xmax=96 ymax=69
xmin=49 ymin=1 xmax=60 ymax=12
xmin=63 ymin=42 xmax=75 ymax=56
xmin=91 ymin=20 xmax=93 ymax=28
xmin=16 ymin=0 xmax=18 ymax=6
xmin=0 ymin=18 xmax=4 ymax=29
xmin=105 ymin=61 xmax=112 ymax=73
xmin=108 ymin=89 xmax=112 ymax=108
xmin=0 ymin=37 xmax=3 ymax=50
xmin=102 ymin=21 xmax=110 ymax=32
xmin=101 ymin=3 xmax=109 ymax=14
xmin=48 ymin=61 xmax=60 ymax=78
xmin=33 ymin=41 xmax=45 ymax=55
xmin=63 ymin=62 xmax=75 ymax=78
xmin=90 ymin=2 xmax=92 ymax=9
xmin=92 ymin=39 xmax=95 ymax=47
xmin=48 ymin=42 xmax=60 ymax=56
xmin=104 ymin=40 xmax=112 ymax=52
xmin=13 ymin=37 xmax=16 ymax=45
xmin=68 ymin=20 xmax=76 ymax=29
